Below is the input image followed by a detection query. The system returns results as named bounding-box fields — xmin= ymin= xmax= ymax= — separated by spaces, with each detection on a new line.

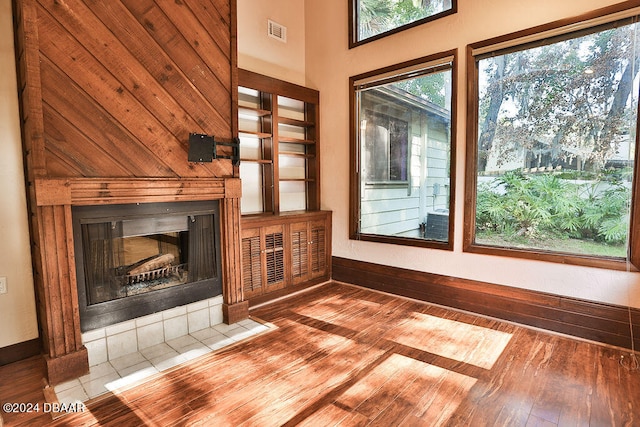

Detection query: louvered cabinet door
xmin=263 ymin=225 xmax=286 ymax=292
xmin=309 ymin=219 xmax=328 ymax=279
xmin=290 ymin=221 xmax=310 ymax=285
xmin=241 ymin=227 xmax=263 ymax=298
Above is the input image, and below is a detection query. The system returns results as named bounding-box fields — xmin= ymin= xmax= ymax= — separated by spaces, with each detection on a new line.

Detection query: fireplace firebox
xmin=72 ymin=201 xmax=222 ymax=331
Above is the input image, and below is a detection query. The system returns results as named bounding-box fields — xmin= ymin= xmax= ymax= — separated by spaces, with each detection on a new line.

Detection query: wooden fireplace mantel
xmin=32 ymin=177 xmax=246 ymax=384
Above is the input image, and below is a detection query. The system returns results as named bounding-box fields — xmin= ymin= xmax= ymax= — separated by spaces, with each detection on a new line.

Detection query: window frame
xmin=464 ymin=3 xmax=640 ymax=271
xmin=350 ymin=50 xmax=457 ymax=249
xmin=348 ymin=0 xmax=457 ymax=49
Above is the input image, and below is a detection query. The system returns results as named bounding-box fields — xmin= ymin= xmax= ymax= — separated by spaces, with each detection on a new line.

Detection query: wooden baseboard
xmin=332 ymin=257 xmax=640 ymax=350
xmin=0 ymin=339 xmax=41 ymax=366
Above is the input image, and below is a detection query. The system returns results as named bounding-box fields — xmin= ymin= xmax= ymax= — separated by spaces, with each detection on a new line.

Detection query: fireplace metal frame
xmin=72 ymin=200 xmax=223 ymax=332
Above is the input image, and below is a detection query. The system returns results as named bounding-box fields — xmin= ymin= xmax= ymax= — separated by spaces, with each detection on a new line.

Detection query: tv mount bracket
xmin=188 ymin=133 xmax=240 ymax=166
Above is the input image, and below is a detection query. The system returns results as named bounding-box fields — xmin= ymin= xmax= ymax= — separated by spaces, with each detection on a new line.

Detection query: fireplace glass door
xmin=73 ymin=201 xmax=222 ymax=331
xmin=82 ymin=214 xmax=215 ymax=305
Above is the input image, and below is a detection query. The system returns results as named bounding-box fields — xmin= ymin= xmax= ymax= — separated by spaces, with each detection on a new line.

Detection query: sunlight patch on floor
xmin=335 ymin=353 xmax=477 ymax=425
xmin=384 ymin=312 xmax=513 ymax=370
xmin=292 ymin=297 xmax=383 ymax=327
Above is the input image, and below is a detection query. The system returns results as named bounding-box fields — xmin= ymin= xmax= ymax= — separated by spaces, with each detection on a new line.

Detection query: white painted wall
xmin=302 ymin=0 xmax=640 ymax=308
xmin=0 ymin=0 xmax=39 ymax=348
xmin=237 ymin=0 xmax=306 ymax=85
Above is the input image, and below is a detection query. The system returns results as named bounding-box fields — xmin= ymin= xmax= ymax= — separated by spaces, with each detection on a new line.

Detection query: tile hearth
xmin=53 ymin=317 xmax=271 ymax=405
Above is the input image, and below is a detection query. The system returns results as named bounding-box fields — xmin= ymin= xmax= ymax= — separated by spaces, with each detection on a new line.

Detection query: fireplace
xmin=72 ymin=201 xmax=222 ymax=332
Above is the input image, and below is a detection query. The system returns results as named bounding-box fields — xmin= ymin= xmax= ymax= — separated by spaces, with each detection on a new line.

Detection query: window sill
xmin=463 ymin=242 xmax=638 ymax=272
xmin=351 ymin=232 xmax=453 ymax=251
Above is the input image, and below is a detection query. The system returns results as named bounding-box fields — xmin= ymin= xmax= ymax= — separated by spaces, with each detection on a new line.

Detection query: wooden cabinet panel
xmin=290 ymin=221 xmax=309 ymax=285
xmin=290 ymin=218 xmax=329 ymax=285
xmin=309 ymin=220 xmax=328 ymax=279
xmin=241 ymin=224 xmax=287 ymax=299
xmin=264 ymin=225 xmax=286 ymax=292
xmin=241 ymin=227 xmax=262 ymax=299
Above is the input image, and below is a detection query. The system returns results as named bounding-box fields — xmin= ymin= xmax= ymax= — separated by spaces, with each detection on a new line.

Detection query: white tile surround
xmin=82 ymin=295 xmax=225 ymax=367
xmin=53 ymin=296 xmax=271 ymax=404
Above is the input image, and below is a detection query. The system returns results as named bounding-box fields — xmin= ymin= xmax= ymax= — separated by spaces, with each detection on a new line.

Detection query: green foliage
xmin=476 ymin=171 xmax=631 ymax=247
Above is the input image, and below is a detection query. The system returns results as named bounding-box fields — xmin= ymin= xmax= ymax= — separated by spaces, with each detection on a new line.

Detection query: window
xmin=349 ymin=0 xmax=456 ymax=47
xmin=363 ymin=111 xmax=409 ymax=183
xmin=350 ymin=52 xmax=456 ymax=248
xmin=465 ymin=8 xmax=640 ymax=270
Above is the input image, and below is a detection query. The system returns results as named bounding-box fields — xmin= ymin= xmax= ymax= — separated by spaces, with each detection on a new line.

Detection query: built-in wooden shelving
xmin=238 ymin=69 xmax=320 ymax=215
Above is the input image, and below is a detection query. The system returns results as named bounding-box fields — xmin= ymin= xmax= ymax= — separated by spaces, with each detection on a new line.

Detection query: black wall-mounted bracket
xmin=214 ymin=137 xmax=241 ymax=166
xmin=188 ymin=133 xmax=240 ymax=166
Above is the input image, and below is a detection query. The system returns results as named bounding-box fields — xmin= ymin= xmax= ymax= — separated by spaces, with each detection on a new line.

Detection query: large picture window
xmin=465 ymin=9 xmax=640 ymax=270
xmin=350 ymin=52 xmax=456 ymax=248
xmin=349 ymin=0 xmax=456 ymax=47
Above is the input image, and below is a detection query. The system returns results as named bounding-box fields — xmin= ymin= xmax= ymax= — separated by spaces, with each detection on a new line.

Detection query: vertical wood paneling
xmin=221 ymin=197 xmax=243 ymax=305
xmin=15 ymin=0 xmax=46 ymax=179
xmin=37 ymin=205 xmax=82 ymax=357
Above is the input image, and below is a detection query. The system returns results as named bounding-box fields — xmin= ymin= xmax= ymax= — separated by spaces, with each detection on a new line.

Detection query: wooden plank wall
xmin=12 ymin=0 xmax=241 ymax=382
xmin=17 ymin=0 xmax=236 ymax=180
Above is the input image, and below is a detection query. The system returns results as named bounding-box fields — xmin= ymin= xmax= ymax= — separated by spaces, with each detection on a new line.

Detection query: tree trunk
xmin=477 ymin=56 xmax=505 ymax=172
xmin=598 ymin=57 xmax=640 ymax=158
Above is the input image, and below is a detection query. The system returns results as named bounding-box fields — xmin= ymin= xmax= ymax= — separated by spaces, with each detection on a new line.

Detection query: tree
xmin=358 ymin=0 xmax=453 ymax=40
xmin=477 ymin=24 xmax=640 ymax=173
xmin=358 ymin=0 xmax=393 ymax=39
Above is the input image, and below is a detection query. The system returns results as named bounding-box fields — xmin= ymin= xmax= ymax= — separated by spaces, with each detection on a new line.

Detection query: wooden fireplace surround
xmin=13 ymin=0 xmax=244 ymax=384
xmin=32 ymin=177 xmax=247 ymax=384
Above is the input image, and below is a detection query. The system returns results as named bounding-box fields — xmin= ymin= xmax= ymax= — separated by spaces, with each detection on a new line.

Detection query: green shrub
xmin=476 ymin=170 xmax=630 ymax=245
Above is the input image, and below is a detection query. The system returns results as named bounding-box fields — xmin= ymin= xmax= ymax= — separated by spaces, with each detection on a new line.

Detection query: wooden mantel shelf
xmin=34 ymin=177 xmax=241 ymax=207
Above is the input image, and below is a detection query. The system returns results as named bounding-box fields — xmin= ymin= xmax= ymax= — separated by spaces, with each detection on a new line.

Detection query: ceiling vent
xmin=268 ymin=20 xmax=287 ymax=43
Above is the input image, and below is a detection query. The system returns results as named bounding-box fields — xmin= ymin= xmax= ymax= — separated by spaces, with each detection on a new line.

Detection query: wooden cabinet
xmin=241 ymin=211 xmax=331 ymax=303
xmin=241 ymin=224 xmax=286 ymax=299
xmin=238 ymin=69 xmax=320 ymax=214
xmin=238 ymin=71 xmax=327 ymax=303
xmin=290 ymin=219 xmax=329 ymax=285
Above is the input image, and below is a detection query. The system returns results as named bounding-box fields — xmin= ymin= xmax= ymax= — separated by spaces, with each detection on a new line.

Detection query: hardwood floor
xmin=1 ymin=281 xmax=639 ymax=426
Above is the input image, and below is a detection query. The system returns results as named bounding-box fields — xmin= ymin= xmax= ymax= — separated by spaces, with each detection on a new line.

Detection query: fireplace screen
xmin=73 ymin=201 xmax=222 ymax=331
xmin=82 ymin=214 xmax=215 ymax=305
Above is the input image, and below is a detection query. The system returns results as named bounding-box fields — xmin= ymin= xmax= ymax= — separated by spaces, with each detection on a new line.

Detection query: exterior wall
xmin=360 ymin=108 xmax=450 ymax=237
xmin=0 ymin=0 xmax=38 ymax=349
xmin=304 ymin=0 xmax=640 ymax=308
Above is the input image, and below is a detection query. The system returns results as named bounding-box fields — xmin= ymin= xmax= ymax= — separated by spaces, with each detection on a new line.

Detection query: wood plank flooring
xmin=1 ymin=281 xmax=639 ymax=426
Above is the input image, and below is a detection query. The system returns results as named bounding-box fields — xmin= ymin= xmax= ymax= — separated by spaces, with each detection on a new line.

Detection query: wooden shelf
xmin=239 ymin=130 xmax=272 ymax=139
xmin=279 ymin=151 xmax=315 ymax=158
xmin=279 ymin=117 xmax=314 ymax=127
xmin=239 ymin=106 xmax=271 ymax=118
xmin=280 ymin=178 xmax=316 ymax=182
xmin=240 ymin=159 xmax=273 ymax=164
xmin=279 ymin=136 xmax=315 ymax=145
